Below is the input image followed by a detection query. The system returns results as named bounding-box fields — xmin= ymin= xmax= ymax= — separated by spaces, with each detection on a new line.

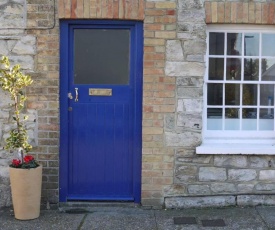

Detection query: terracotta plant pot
xmin=9 ymin=165 xmax=42 ymax=220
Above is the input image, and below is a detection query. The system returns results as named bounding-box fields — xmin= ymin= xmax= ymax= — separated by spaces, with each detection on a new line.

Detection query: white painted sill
xmin=196 ymin=142 xmax=275 ymax=155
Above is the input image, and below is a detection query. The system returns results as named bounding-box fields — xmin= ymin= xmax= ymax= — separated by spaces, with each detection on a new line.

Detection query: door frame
xmin=59 ymin=20 xmax=143 ymax=203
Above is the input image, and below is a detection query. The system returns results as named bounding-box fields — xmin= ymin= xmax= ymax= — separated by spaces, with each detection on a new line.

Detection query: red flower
xmin=24 ymin=155 xmax=34 ymax=163
xmin=12 ymin=159 xmax=21 ymax=167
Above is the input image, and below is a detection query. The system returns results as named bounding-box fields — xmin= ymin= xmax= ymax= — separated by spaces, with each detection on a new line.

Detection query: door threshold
xmin=59 ymin=201 xmax=141 ymax=213
xmin=60 ymin=201 xmax=140 ymax=207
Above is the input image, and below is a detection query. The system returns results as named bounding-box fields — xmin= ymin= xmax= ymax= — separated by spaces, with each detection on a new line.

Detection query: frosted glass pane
xmin=207 ymin=108 xmax=222 ymax=130
xmin=242 ymin=119 xmax=257 ymax=130
xmin=225 ymin=118 xmax=240 ymax=130
xmin=260 ymin=108 xmax=274 ymax=130
xmin=225 ymin=108 xmax=239 ymax=130
xmin=259 ymin=119 xmax=274 ymax=130
xmin=74 ymin=29 xmax=130 ymax=85
xmin=207 ymin=118 xmax=222 ymax=130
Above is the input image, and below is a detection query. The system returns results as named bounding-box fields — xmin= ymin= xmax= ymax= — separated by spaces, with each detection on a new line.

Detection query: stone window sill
xmin=196 ymin=143 xmax=275 ymax=155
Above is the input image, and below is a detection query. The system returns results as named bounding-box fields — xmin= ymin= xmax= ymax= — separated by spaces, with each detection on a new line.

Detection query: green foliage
xmin=21 ymin=159 xmax=39 ymax=169
xmin=0 ymin=56 xmax=33 ymax=161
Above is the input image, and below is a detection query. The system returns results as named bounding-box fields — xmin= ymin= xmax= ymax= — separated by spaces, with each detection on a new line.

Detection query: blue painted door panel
xmin=60 ymin=20 xmax=143 ymax=202
xmin=70 ymin=103 xmax=132 ymax=199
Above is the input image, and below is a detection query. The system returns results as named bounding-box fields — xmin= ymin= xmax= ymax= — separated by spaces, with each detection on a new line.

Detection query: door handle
xmin=75 ymin=88 xmax=78 ymax=102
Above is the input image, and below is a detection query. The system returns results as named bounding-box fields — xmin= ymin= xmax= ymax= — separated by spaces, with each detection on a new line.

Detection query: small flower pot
xmin=9 ymin=165 xmax=42 ymax=220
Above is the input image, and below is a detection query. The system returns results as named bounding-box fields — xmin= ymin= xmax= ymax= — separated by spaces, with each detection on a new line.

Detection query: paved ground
xmin=0 ymin=205 xmax=275 ymax=230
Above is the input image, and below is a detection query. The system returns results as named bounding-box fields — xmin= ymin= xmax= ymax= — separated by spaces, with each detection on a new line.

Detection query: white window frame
xmin=196 ymin=25 xmax=275 ymax=155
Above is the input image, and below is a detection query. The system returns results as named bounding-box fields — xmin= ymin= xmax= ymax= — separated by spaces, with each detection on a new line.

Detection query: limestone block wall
xmin=0 ymin=1 xmax=37 ymax=207
xmin=0 ymin=0 xmax=26 ymax=28
xmin=165 ymin=0 xmax=275 ymax=208
xmin=163 ymin=0 xmax=206 ymax=201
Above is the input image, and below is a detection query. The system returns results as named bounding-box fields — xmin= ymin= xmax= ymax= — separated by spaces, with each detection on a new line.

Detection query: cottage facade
xmin=1 ymin=0 xmax=275 ymax=208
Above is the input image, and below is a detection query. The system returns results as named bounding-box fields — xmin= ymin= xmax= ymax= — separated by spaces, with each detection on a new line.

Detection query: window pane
xmin=226 ymin=58 xmax=241 ymax=80
xmin=262 ymin=59 xmax=275 ymax=81
xmin=260 ymin=108 xmax=274 ymax=119
xmin=242 ymin=108 xmax=257 ymax=130
xmin=207 ymin=108 xmax=222 ymax=117
xmin=225 ymin=108 xmax=239 ymax=130
xmin=207 ymin=108 xmax=222 ymax=130
xmin=244 ymin=33 xmax=259 ymax=56
xmin=74 ymin=29 xmax=130 ymax=85
xmin=243 ymin=84 xmax=257 ymax=105
xmin=260 ymin=108 xmax=274 ymax=130
xmin=209 ymin=58 xmax=224 ymax=80
xmin=225 ymin=84 xmax=240 ymax=105
xmin=262 ymin=34 xmax=275 ymax=56
xmin=244 ymin=58 xmax=259 ymax=81
xmin=243 ymin=108 xmax=257 ymax=118
xmin=227 ymin=33 xmax=242 ymax=56
xmin=209 ymin=32 xmax=224 ymax=55
xmin=207 ymin=83 xmax=223 ymax=105
xmin=260 ymin=85 xmax=274 ymax=106
xmin=225 ymin=108 xmax=239 ymax=118
xmin=242 ymin=114 xmax=257 ymax=130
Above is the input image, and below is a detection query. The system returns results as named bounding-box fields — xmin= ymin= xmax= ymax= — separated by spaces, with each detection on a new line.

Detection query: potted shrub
xmin=0 ymin=56 xmax=42 ymax=220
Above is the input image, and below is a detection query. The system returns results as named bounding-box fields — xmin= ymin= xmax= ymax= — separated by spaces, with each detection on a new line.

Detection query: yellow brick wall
xmin=58 ymin=0 xmax=144 ymax=20
xmin=57 ymin=0 xmax=176 ymax=207
xmin=142 ymin=1 xmax=176 ymax=206
xmin=205 ymin=1 xmax=275 ymax=24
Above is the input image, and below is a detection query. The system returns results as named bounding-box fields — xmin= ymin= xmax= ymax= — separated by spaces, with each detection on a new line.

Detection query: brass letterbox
xmin=89 ymin=88 xmax=112 ymax=96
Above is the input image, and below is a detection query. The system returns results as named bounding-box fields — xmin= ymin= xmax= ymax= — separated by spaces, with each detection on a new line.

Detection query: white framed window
xmin=197 ymin=25 xmax=275 ymax=155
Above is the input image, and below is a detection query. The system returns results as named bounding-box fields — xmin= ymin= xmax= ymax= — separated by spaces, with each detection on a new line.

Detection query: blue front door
xmin=60 ymin=20 xmax=143 ymax=202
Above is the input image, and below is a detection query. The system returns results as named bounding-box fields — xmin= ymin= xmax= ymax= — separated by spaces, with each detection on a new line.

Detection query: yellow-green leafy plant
xmin=0 ymin=56 xmax=38 ymax=168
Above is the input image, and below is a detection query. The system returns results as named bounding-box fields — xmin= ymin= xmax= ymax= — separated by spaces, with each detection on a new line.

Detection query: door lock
xmin=68 ymin=93 xmax=73 ymax=100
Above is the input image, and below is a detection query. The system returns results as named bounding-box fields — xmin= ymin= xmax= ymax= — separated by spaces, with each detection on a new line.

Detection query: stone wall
xmin=0 ymin=0 xmax=26 ymax=28
xmin=164 ymin=0 xmax=275 ymax=208
xmin=0 ymin=0 xmax=56 ymax=207
xmin=0 ymin=0 xmax=37 ymax=207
